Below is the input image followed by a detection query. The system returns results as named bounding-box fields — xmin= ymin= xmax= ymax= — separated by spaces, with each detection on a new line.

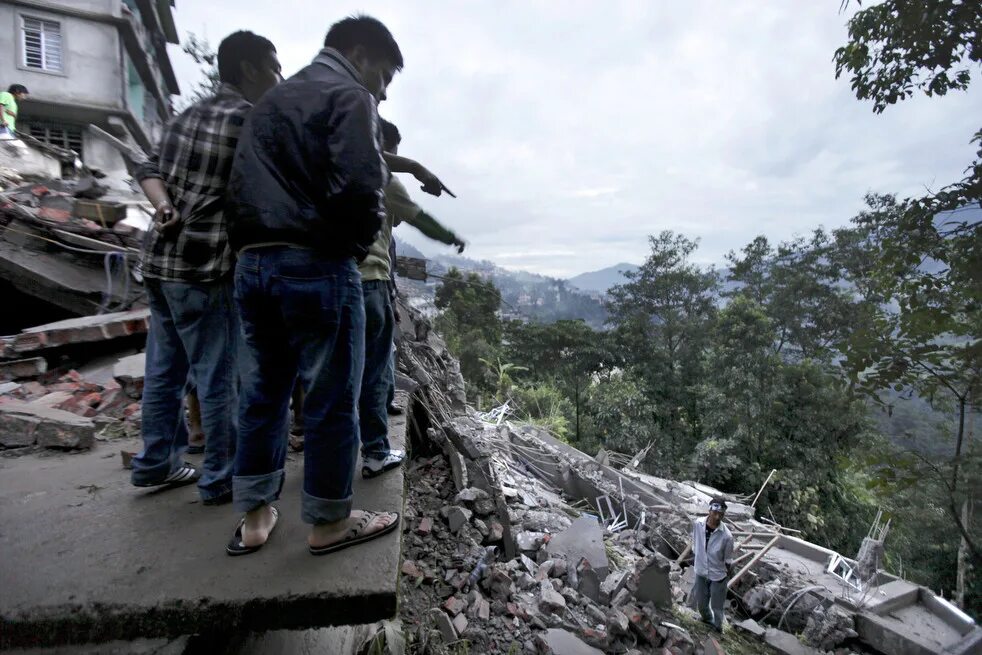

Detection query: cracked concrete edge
xmin=0 ymin=592 xmax=398 ymax=650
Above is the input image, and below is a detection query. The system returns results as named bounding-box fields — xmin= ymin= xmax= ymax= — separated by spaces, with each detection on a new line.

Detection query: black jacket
xmin=228 ymin=48 xmax=386 ymax=260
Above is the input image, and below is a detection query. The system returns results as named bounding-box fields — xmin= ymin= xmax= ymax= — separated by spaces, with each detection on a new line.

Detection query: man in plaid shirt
xmin=129 ymin=31 xmax=282 ymax=504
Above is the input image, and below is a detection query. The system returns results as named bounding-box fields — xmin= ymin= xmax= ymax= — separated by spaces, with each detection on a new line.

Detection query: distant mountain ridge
xmin=567 ymin=263 xmax=640 ymax=294
xmin=391 ymin=248 xmax=608 ymax=328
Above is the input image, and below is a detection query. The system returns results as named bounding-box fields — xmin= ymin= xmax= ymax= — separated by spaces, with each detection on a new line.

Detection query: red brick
xmin=61 ymin=370 xmax=84 ymax=383
xmin=54 ymin=395 xmax=97 ymax=418
xmin=79 ymin=392 xmax=102 ymax=407
xmin=47 ymin=382 xmax=81 ymax=393
xmin=95 ymin=388 xmax=127 ymax=415
xmin=401 ymin=560 xmax=423 ymax=579
xmin=20 ymin=381 xmax=48 ymax=398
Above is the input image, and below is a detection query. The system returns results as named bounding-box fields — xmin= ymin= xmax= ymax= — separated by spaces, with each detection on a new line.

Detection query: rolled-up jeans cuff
xmin=232 ymin=470 xmax=285 ymax=513
xmin=301 ymin=489 xmax=353 ymax=525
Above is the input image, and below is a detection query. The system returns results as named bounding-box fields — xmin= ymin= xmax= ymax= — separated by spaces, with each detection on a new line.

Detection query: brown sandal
xmin=308 ymin=510 xmax=400 ymax=556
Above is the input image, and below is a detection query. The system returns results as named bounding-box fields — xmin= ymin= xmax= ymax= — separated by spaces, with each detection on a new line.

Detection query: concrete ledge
xmin=0 ymin=396 xmax=408 ymax=649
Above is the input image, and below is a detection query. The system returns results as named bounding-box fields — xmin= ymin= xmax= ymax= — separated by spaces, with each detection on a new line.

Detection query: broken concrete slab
xmin=5 ymin=636 xmax=189 ymax=655
xmin=702 ymin=635 xmax=726 ymax=655
xmin=0 ymin=401 xmax=96 ymax=449
xmin=537 ymin=628 xmax=604 ymax=655
xmin=112 ymin=352 xmax=145 ymax=399
xmin=0 ymin=408 xmax=408 ymax=648
xmin=634 ymin=555 xmax=672 ymax=607
xmin=764 ymin=628 xmax=822 ymax=655
xmin=546 ymin=514 xmax=609 ymax=580
xmin=447 ymin=505 xmax=473 ymax=533
xmin=0 ymin=357 xmax=48 ymax=380
xmin=451 ymin=612 xmax=468 ymax=635
xmin=538 ymin=582 xmax=567 ymax=614
xmin=577 ymin=565 xmax=601 ymax=603
xmin=735 ymin=617 xmax=766 ymax=638
xmin=11 ymin=309 xmax=150 ymax=355
xmin=599 ymin=570 xmax=630 ymax=605
xmin=236 ymin=625 xmax=385 ymax=655
xmin=430 ymin=609 xmax=457 ymax=643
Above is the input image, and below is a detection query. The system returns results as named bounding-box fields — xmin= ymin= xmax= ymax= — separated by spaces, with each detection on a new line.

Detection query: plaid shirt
xmin=136 ymin=84 xmax=251 ymax=282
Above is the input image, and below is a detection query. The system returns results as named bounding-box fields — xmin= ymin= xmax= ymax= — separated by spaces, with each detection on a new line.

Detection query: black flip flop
xmin=308 ymin=511 xmax=401 ymax=556
xmin=226 ymin=506 xmax=279 ymax=557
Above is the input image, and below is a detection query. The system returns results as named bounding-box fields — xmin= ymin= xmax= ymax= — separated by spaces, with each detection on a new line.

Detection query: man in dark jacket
xmin=225 ymin=15 xmax=401 ymax=556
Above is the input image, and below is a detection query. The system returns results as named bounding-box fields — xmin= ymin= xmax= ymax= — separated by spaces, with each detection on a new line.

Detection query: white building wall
xmin=0 ymin=4 xmax=124 ymax=111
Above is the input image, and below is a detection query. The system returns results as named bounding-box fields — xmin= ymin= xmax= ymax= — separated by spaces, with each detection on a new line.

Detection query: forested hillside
xmin=430 ymin=1 xmax=981 ymax=616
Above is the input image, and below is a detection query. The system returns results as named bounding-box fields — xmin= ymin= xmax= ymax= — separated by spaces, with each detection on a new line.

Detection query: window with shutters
xmin=26 ymin=122 xmax=83 ymax=159
xmin=21 ymin=16 xmax=63 ymax=72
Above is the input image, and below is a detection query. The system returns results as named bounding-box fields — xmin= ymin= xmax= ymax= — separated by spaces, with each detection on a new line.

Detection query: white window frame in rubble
xmin=21 ymin=15 xmax=64 ymax=73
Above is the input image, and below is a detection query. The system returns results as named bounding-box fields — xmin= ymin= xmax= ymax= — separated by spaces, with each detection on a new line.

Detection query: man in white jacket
xmin=691 ymin=498 xmax=735 ymax=631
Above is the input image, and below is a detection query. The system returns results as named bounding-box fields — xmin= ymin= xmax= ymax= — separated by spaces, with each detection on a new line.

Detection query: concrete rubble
xmin=0 ymin=205 xmax=977 ymax=654
xmin=1 ymin=146 xmax=152 ymax=317
xmin=0 ymin=317 xmax=146 ymax=452
xmin=390 ymin=299 xmax=981 ymax=655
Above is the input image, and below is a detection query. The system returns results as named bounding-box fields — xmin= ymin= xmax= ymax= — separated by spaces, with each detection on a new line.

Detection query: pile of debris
xmin=0 ymin=310 xmax=148 ymax=452
xmin=391 ymin=300 xmax=981 ymax=655
xmin=0 ymin=140 xmax=151 ymax=318
xmin=391 ymin=308 xmax=758 ymax=655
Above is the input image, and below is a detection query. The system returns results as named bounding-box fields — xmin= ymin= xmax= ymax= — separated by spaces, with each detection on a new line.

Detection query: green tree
xmin=177 ymin=33 xmax=221 ymax=109
xmin=434 ymin=268 xmax=503 ymax=403
xmin=834 ymin=0 xmax=982 ymax=607
xmin=605 ymin=231 xmax=719 ymax=466
xmin=726 ymin=230 xmax=861 ymax=361
xmin=834 ymin=196 xmax=982 ymax=578
xmin=834 ymin=1 xmax=981 ymax=113
xmin=695 ymin=296 xmax=875 ymax=549
xmin=503 ymin=319 xmax=613 ymax=443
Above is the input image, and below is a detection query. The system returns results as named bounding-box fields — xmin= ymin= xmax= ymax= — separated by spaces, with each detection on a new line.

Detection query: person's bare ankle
xmin=242 ymin=505 xmax=274 ymax=547
xmin=309 ymin=516 xmax=347 ymax=547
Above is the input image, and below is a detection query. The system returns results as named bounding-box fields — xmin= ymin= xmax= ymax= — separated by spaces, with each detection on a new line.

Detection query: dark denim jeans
xmin=361 ymin=280 xmax=394 ymax=459
xmin=131 ymin=278 xmax=238 ymax=501
xmin=232 ymin=247 xmax=364 ymax=524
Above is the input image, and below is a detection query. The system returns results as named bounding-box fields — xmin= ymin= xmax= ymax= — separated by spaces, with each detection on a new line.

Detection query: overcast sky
xmin=167 ymin=1 xmax=980 ymax=279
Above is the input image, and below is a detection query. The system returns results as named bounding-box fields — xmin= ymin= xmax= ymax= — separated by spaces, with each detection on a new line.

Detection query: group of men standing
xmin=129 ymin=16 xmax=465 ymax=557
xmin=124 ymin=13 xmax=740 ymax=633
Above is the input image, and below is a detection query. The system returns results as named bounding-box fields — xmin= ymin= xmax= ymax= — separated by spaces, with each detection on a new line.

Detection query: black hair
xmin=8 ymin=84 xmax=28 ymax=95
xmin=380 ymin=118 xmax=401 ymax=151
xmin=217 ymin=31 xmax=276 ymax=86
xmin=709 ymin=497 xmax=728 ymax=512
xmin=324 ymin=15 xmax=403 ymax=70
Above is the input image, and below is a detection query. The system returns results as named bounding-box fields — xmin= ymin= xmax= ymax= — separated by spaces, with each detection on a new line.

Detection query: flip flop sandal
xmin=186 ymin=444 xmax=205 ymax=455
xmin=308 ymin=510 xmax=401 ymax=556
xmin=226 ymin=506 xmax=279 ymax=557
xmin=134 ymin=463 xmax=200 ymax=488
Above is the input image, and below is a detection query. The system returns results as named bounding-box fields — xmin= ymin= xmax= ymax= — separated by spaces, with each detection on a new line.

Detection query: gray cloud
xmin=169 ymin=1 xmax=981 ymax=278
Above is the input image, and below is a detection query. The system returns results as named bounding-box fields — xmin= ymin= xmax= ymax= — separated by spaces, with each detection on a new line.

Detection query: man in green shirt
xmin=0 ymin=84 xmax=28 ymax=136
xmin=360 ymin=119 xmax=466 ymax=478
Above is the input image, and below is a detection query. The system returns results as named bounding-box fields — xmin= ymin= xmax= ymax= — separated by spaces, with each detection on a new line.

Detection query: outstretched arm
xmin=409 ymin=210 xmax=466 ymax=254
xmin=383 ymin=152 xmax=456 ymax=198
xmin=386 ymin=177 xmax=466 ymax=253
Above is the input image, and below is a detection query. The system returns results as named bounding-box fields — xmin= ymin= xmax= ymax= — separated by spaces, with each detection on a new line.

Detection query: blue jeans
xmin=693 ymin=574 xmax=728 ymax=630
xmin=361 ymin=280 xmax=394 ymax=458
xmin=232 ymin=247 xmax=364 ymax=524
xmin=131 ymin=278 xmax=238 ymax=501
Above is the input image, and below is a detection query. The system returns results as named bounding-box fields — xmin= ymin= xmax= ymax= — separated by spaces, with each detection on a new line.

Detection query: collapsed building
xmin=0 ymin=69 xmax=978 ymax=655
xmin=0 ymin=263 xmax=979 ymax=654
